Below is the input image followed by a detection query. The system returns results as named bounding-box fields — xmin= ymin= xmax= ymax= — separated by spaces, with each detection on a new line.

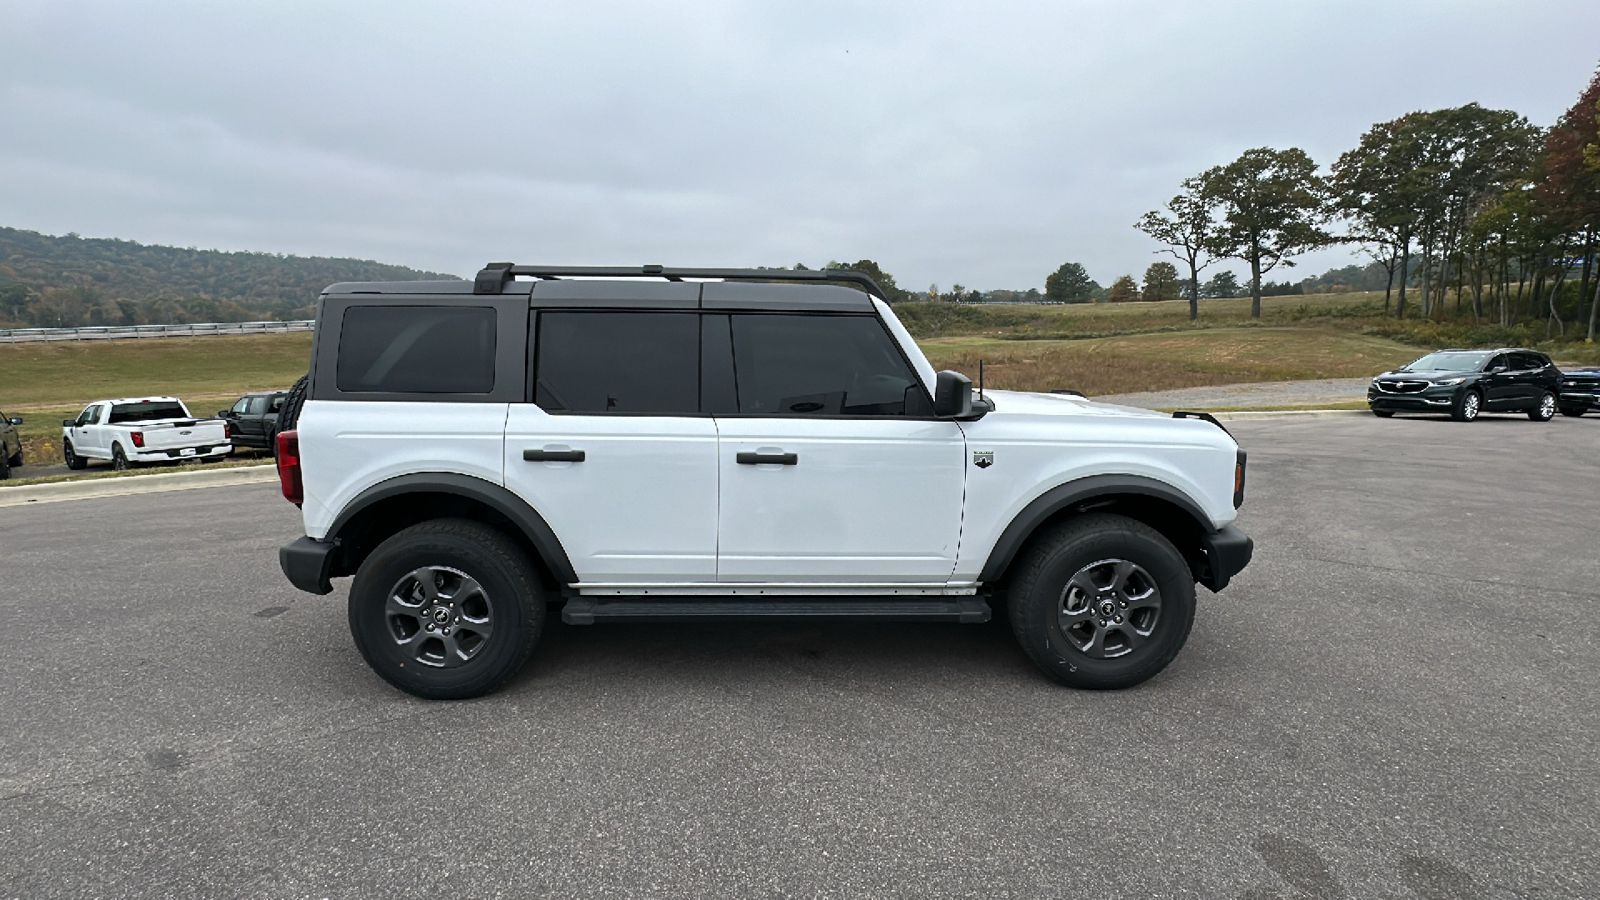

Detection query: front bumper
xmin=1198 ymin=524 xmax=1253 ymax=592
xmin=280 ymin=536 xmax=336 ymax=595
xmin=1367 ymin=385 xmax=1457 ymax=412
xmin=1558 ymin=390 xmax=1600 ymax=410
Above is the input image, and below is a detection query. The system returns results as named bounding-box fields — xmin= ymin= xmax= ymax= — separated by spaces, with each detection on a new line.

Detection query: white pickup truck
xmin=61 ymin=397 xmax=232 ymax=470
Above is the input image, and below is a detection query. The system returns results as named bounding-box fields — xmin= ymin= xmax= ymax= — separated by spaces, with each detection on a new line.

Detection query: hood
xmin=980 ymin=389 xmax=1170 ymax=419
xmin=1376 ymin=369 xmax=1477 ymax=381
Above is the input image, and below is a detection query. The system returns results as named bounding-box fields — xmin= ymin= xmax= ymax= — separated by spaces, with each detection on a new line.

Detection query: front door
xmin=711 ymin=312 xmax=966 ymax=584
xmin=503 ymin=310 xmax=719 ymax=585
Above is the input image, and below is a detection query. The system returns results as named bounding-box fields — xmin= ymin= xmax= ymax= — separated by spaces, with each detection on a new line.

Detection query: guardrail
xmin=0 ymin=320 xmax=315 ymax=343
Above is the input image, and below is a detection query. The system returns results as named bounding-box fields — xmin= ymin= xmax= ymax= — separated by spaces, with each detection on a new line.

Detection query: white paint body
xmin=296 ymin=302 xmax=1241 ymax=593
xmin=61 ymin=397 xmax=232 ymax=464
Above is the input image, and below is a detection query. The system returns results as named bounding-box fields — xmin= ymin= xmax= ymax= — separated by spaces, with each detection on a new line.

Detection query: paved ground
xmin=1099 ymin=376 xmax=1373 ymax=410
xmin=2 ymin=414 xmax=1597 ymax=898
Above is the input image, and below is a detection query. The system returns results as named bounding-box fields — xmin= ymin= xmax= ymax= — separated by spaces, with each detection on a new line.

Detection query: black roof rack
xmin=472 ymin=263 xmax=885 ymax=299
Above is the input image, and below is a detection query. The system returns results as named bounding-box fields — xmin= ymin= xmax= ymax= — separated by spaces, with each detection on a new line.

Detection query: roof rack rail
xmin=472 ymin=263 xmax=885 ymax=299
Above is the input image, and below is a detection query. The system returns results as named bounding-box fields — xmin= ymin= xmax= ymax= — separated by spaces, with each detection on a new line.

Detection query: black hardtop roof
xmin=322 ymin=264 xmax=884 ymax=312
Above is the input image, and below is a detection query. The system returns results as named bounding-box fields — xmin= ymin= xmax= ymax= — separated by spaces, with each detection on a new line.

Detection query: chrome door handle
xmin=736 ymin=451 xmax=798 ymax=465
xmin=523 ymin=448 xmax=585 ymax=462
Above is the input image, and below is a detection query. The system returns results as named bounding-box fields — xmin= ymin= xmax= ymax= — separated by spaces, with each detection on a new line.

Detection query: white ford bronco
xmin=277 ymin=264 xmax=1252 ymax=699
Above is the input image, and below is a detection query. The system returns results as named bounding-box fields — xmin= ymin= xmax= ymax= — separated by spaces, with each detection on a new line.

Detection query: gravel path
xmin=1096 ymin=376 xmax=1370 ymax=410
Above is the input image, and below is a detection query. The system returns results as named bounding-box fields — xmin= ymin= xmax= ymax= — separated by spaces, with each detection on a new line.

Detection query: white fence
xmin=0 ymin=320 xmax=315 ymax=343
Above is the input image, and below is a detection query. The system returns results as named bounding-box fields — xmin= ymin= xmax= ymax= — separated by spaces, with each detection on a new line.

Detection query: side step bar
xmin=562 ymin=596 xmax=991 ymax=625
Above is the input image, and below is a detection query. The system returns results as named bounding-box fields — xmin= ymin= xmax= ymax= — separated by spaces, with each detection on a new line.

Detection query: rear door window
xmin=727 ymin=314 xmax=928 ymax=416
xmin=534 ymin=312 xmax=699 ymax=414
xmin=337 ymin=306 xmax=497 ymax=394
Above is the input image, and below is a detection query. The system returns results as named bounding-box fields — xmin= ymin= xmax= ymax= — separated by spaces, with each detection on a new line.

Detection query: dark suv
xmin=0 ymin=408 xmax=22 ymax=479
xmin=219 ymin=391 xmax=287 ymax=452
xmin=1558 ymin=367 xmax=1600 ymax=417
xmin=1368 ymin=348 xmax=1561 ymax=422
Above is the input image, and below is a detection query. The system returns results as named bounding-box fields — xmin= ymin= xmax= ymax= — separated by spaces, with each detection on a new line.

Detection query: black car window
xmin=728 ymin=314 xmax=928 ymax=416
xmin=108 ymin=402 xmax=188 ymax=424
xmin=231 ymin=397 xmax=252 ymax=414
xmin=246 ymin=396 xmax=270 ymax=415
xmin=1512 ymin=353 xmax=1544 ymax=371
xmin=75 ymin=405 xmax=99 ymax=427
xmin=269 ymin=395 xmax=284 ymax=413
xmin=337 ymin=306 xmax=497 ymax=394
xmin=534 ymin=312 xmax=699 ymax=415
xmin=1485 ymin=354 xmax=1509 ymax=372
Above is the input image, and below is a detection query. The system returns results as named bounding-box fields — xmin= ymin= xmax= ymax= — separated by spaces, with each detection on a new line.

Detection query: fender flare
xmin=327 ymin=472 xmax=578 ymax=584
xmin=977 ymin=474 xmax=1213 ymax=583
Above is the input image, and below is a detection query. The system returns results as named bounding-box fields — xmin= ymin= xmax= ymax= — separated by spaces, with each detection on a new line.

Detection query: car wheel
xmin=111 ymin=443 xmax=131 ymax=470
xmin=348 ymin=519 xmax=545 ymax=700
xmin=1372 ymin=409 xmax=1394 ymax=418
xmin=0 ymin=451 xmax=9 ymax=480
xmin=1451 ymin=390 xmax=1481 ymax=422
xmin=1529 ymin=391 xmax=1557 ymax=422
xmin=1007 ymin=513 xmax=1196 ymax=690
xmin=1560 ymin=406 xmax=1586 ymax=417
xmin=64 ymin=440 xmax=87 ymax=470
xmin=6 ymin=448 xmax=19 ymax=467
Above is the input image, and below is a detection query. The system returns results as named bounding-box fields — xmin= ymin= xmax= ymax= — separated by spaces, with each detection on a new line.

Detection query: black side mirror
xmin=7 ymin=417 xmax=21 ymax=426
xmin=933 ymin=370 xmax=973 ymax=418
xmin=217 ymin=410 xmax=232 ymax=418
xmin=62 ymin=418 xmax=76 ymax=427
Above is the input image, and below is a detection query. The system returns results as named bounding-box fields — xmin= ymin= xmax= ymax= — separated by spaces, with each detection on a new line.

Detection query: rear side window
xmin=337 ymin=306 xmax=496 ymax=394
xmin=534 ymin=312 xmax=699 ymax=414
xmin=109 ymin=402 xmax=189 ymax=424
xmin=729 ymin=314 xmax=928 ymax=416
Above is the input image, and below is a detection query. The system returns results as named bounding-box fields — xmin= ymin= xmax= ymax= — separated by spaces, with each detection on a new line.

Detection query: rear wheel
xmin=1451 ymin=390 xmax=1481 ymax=422
xmin=1007 ymin=513 xmax=1196 ymax=690
xmin=63 ymin=440 xmax=87 ymax=470
xmin=111 ymin=443 xmax=130 ymax=470
xmin=348 ymin=519 xmax=545 ymax=700
xmin=1529 ymin=391 xmax=1557 ymax=422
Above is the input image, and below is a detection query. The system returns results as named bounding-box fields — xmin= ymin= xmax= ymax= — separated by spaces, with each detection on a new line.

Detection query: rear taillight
xmin=276 ymin=430 xmax=303 ymax=506
xmin=223 ymin=422 xmax=231 ymax=439
xmin=130 ymin=431 xmax=144 ymax=448
xmin=1233 ymin=449 xmax=1247 ymax=509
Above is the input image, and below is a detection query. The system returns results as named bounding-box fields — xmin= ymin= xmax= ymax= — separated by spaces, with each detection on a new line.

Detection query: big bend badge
xmin=973 ymin=450 xmax=994 ymax=469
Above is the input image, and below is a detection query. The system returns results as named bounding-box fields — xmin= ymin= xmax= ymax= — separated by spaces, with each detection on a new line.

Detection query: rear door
xmin=711 ymin=311 xmax=967 ymax=584
xmin=503 ymin=310 xmax=719 ymax=585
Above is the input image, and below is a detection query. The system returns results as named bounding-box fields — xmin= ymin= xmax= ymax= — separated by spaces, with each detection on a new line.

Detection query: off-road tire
xmin=1007 ymin=513 xmax=1196 ymax=690
xmin=111 ymin=443 xmax=130 ymax=470
xmin=348 ymin=519 xmax=545 ymax=700
xmin=279 ymin=374 xmax=309 ymax=432
xmin=63 ymin=440 xmax=87 ymax=470
xmin=1529 ymin=391 xmax=1557 ymax=422
xmin=1372 ymin=409 xmax=1394 ymax=418
xmin=1560 ymin=406 xmax=1586 ymax=417
xmin=1451 ymin=390 xmax=1481 ymax=422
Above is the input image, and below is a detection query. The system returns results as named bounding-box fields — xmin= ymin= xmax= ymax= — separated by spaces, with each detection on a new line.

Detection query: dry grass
xmin=0 ymin=332 xmax=311 ymax=406
xmin=4 ymin=392 xmax=272 ymax=467
xmin=921 ymin=327 xmax=1421 ymax=395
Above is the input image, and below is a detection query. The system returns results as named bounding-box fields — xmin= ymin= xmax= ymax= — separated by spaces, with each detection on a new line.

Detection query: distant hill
xmin=0 ymin=226 xmax=460 ymax=328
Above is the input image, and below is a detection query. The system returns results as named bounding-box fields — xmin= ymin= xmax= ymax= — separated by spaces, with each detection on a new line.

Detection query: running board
xmin=561 ymin=596 xmax=991 ymax=625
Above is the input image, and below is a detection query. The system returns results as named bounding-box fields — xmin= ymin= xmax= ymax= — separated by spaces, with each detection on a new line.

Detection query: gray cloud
xmin=2 ymin=0 xmax=1597 ymax=289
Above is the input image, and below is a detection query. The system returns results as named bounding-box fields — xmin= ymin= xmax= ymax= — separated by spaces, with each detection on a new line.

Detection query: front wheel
xmin=1371 ymin=409 xmax=1394 ymax=418
xmin=348 ymin=519 xmax=545 ymax=700
xmin=64 ymin=440 xmax=88 ymax=470
xmin=1529 ymin=391 xmax=1556 ymax=422
xmin=1451 ymin=390 xmax=1481 ymax=422
xmin=1007 ymin=513 xmax=1196 ymax=690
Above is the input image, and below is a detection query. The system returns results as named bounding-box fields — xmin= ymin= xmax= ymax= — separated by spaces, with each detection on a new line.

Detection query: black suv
xmin=1558 ymin=367 xmax=1600 ymax=417
xmin=1368 ymin=348 xmax=1561 ymax=422
xmin=219 ymin=391 xmax=287 ymax=452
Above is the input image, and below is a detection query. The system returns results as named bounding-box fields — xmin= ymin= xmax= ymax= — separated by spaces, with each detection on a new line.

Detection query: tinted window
xmin=337 ymin=306 xmax=496 ymax=394
xmin=535 ymin=312 xmax=699 ymax=414
xmin=729 ymin=314 xmax=926 ymax=416
xmin=269 ymin=395 xmax=284 ymax=413
xmin=109 ymin=402 xmax=188 ymax=424
xmin=230 ymin=397 xmax=251 ymax=414
xmin=1512 ymin=353 xmax=1544 ymax=371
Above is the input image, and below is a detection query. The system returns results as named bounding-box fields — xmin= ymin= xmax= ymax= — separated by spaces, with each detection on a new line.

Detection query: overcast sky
xmin=3 ymin=1 xmax=1598 ymax=291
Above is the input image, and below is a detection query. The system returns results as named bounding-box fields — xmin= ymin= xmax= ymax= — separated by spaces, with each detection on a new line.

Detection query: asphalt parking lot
xmin=1 ymin=413 xmax=1597 ymax=898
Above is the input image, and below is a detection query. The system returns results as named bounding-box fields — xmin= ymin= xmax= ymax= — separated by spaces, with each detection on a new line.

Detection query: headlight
xmin=1432 ymin=378 xmax=1465 ymax=386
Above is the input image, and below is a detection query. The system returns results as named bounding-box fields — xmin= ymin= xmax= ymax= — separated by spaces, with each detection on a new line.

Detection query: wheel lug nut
xmin=1098 ymin=619 xmax=1107 ymax=627
xmin=425 ymin=624 xmax=434 ymax=631
xmin=442 ymin=627 xmax=451 ymax=635
xmin=1118 ymin=600 xmax=1127 ymax=608
xmin=1114 ymin=615 xmax=1123 ymax=623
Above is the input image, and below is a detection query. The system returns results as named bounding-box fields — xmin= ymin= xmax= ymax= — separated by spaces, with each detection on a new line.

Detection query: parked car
xmin=219 ymin=390 xmax=287 ymax=452
xmin=61 ymin=397 xmax=232 ymax=470
xmin=0 ymin=409 xmax=22 ymax=479
xmin=275 ymin=263 xmax=1253 ymax=700
xmin=1558 ymin=367 xmax=1600 ymax=417
xmin=1367 ymin=348 xmax=1562 ymax=422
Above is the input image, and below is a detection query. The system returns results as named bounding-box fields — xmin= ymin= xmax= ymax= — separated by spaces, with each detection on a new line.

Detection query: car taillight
xmin=276 ymin=429 xmax=303 ymax=506
xmin=224 ymin=422 xmax=231 ymax=439
xmin=130 ymin=431 xmax=144 ymax=448
xmin=1233 ymin=449 xmax=1247 ymax=509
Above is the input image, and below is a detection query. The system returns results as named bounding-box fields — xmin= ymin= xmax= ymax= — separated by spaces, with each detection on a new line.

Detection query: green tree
xmin=825 ymin=258 xmax=910 ymax=304
xmin=1135 ymin=178 xmax=1215 ymax=321
xmin=1141 ymin=262 xmax=1181 ymax=302
xmin=1200 ymin=147 xmax=1332 ymax=318
xmin=1044 ymin=262 xmax=1097 ymax=303
xmin=1106 ymin=274 xmax=1140 ymax=303
xmin=1201 ymin=271 xmax=1241 ymax=298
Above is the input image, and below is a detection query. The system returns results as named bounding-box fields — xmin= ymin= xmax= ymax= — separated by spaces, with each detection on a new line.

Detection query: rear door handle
xmin=736 ymin=451 xmax=798 ymax=465
xmin=523 ymin=448 xmax=585 ymax=462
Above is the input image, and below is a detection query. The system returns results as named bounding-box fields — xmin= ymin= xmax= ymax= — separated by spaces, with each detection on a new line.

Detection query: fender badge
xmin=973 ymin=450 xmax=994 ymax=469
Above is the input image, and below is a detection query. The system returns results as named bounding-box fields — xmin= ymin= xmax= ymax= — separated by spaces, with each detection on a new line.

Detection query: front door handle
xmin=736 ymin=451 xmax=798 ymax=465
xmin=523 ymin=448 xmax=585 ymax=462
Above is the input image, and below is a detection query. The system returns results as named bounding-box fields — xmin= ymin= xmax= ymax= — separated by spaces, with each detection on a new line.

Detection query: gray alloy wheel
xmin=111 ymin=443 xmax=130 ymax=470
xmin=1056 ymin=559 xmax=1163 ymax=659
xmin=1453 ymin=390 xmax=1481 ymax=422
xmin=63 ymin=440 xmax=87 ymax=470
xmin=1529 ymin=391 xmax=1557 ymax=422
xmin=383 ymin=566 xmax=496 ymax=669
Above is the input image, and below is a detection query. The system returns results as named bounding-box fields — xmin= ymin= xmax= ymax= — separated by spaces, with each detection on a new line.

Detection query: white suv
xmin=277 ymin=264 xmax=1253 ymax=699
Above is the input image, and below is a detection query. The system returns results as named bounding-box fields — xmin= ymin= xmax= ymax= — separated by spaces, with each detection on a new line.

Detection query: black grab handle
xmin=523 ymin=448 xmax=585 ymax=462
xmin=736 ymin=451 xmax=798 ymax=465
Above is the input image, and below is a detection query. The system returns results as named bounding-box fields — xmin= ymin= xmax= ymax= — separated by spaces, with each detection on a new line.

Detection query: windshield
xmin=1402 ymin=351 xmax=1491 ymax=372
xmin=108 ymin=401 xmax=190 ymax=424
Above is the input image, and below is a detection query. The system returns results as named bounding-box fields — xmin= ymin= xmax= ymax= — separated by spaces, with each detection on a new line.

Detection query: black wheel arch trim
xmin=978 ymin=474 xmax=1247 ymax=589
xmin=324 ymin=472 xmax=578 ymax=585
